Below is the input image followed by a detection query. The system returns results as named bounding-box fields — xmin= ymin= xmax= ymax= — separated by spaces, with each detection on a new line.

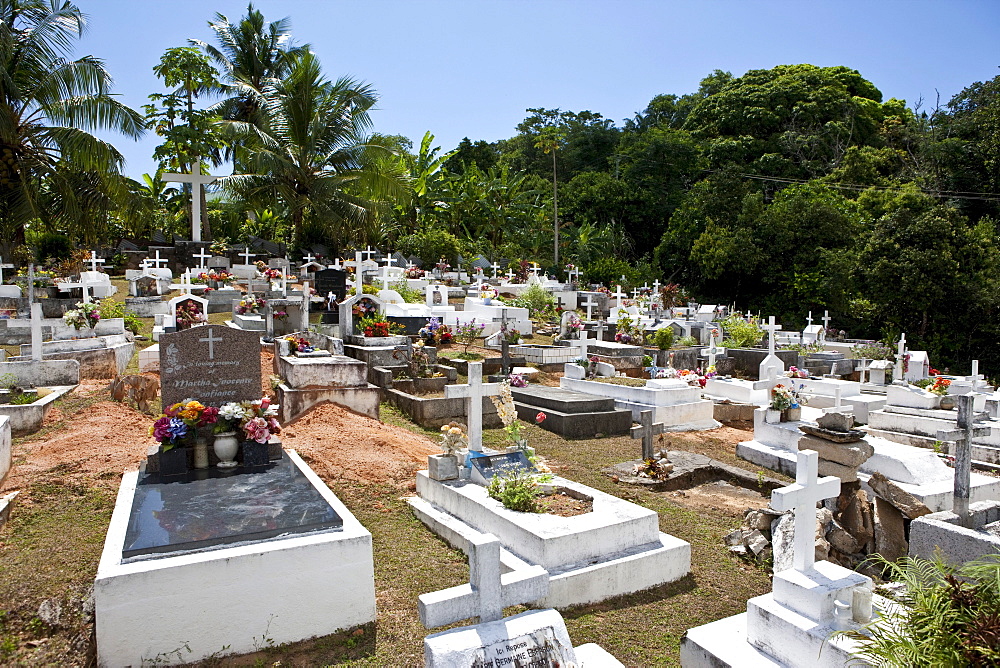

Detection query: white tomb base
xmin=94 ymin=450 xmax=375 ymax=666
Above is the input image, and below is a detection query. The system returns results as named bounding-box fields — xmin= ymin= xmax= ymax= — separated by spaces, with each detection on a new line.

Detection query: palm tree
xmin=221 ymin=51 xmax=408 ymax=250
xmin=0 ymin=0 xmax=144 ymax=248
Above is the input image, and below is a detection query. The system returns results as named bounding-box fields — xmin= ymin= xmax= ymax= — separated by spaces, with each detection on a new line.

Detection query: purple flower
xmin=152 ymin=416 xmax=171 ymax=441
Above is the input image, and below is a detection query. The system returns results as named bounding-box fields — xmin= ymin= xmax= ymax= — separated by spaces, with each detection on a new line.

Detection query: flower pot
xmin=483 ymin=297 xmax=492 ymax=305
xmin=782 ymin=407 xmax=802 ymax=422
xmin=213 ymin=431 xmax=239 ymax=469
xmin=765 ymin=408 xmax=781 ymax=424
xmin=938 ymin=395 xmax=956 ymax=411
xmin=159 ymin=445 xmax=189 ymax=477
xmin=242 ymin=440 xmax=270 ymax=468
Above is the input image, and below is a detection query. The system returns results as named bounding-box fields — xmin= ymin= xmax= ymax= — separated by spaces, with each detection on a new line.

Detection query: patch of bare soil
xmin=539 ymin=490 xmax=592 ymax=516
xmin=667 ymin=480 xmax=769 ymax=515
xmin=283 ymin=402 xmax=439 ymax=487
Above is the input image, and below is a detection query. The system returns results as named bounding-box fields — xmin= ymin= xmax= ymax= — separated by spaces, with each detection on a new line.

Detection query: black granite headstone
xmin=315 ymin=268 xmax=347 ymax=323
xmin=470 ymin=451 xmax=536 ymax=485
xmin=123 ymin=454 xmax=343 ymax=558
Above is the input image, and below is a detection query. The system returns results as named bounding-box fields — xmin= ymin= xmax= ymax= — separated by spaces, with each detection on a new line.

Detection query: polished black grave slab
xmin=470 ymin=451 xmax=536 ymax=485
xmin=123 ymin=454 xmax=343 ymax=559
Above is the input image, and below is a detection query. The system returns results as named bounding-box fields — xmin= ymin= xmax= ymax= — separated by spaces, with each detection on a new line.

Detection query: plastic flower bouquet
xmin=152 ymin=399 xmax=219 ymax=451
xmin=236 ymin=295 xmax=266 ymax=315
xmin=62 ymin=301 xmax=101 ymax=329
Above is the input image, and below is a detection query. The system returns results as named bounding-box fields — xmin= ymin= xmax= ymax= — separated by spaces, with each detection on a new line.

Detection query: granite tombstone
xmin=470 ymin=451 xmax=536 ymax=485
xmin=315 ymin=268 xmax=347 ymax=324
xmin=159 ymin=324 xmax=261 ymax=407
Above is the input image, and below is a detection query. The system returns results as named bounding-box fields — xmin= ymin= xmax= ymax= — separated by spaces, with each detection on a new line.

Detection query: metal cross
xmin=631 ymin=409 xmax=666 ymax=460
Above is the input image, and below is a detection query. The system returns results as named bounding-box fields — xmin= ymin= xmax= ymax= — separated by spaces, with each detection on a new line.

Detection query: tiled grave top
xmin=123 ymin=454 xmax=343 ymax=559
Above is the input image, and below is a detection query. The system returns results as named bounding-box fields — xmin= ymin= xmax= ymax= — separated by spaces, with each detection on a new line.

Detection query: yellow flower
xmin=449 ymin=427 xmax=463 ymax=435
xmin=440 ymin=424 xmax=449 ymax=432
xmin=185 ymin=401 xmax=204 ymax=411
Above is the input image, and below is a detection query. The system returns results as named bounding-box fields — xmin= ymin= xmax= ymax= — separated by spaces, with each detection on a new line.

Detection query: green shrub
xmin=584 ymin=256 xmax=637 ymax=288
xmin=487 ymin=469 xmax=542 ymax=513
xmin=653 ymin=327 xmax=675 ymax=350
xmin=35 ymin=232 xmax=73 ymax=264
xmin=397 ymin=228 xmax=461 ymax=267
xmin=98 ymin=300 xmax=142 ymax=335
xmin=676 ymin=335 xmax=698 ymax=347
xmin=720 ymin=314 xmax=764 ymax=348
xmin=10 ymin=392 xmax=37 ymax=405
xmin=388 ymin=280 xmax=424 ymax=304
xmin=512 ymin=283 xmax=556 ymax=318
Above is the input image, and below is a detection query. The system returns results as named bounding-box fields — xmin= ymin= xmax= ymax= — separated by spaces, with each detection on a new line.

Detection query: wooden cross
xmin=770 ymin=450 xmax=840 ymax=572
xmin=631 ymin=409 xmax=665 ymax=460
xmin=417 ymin=533 xmax=547 ymax=628
xmin=162 ymin=161 xmax=217 ymax=242
xmin=199 ymin=326 xmax=223 ymax=360
xmin=938 ymin=393 xmax=992 ymax=527
xmin=192 ymin=248 xmax=212 ymax=269
xmin=443 ymin=362 xmax=501 ymax=452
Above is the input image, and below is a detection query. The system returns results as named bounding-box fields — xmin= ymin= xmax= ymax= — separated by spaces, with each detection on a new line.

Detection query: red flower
xmin=536 ymin=412 xmax=547 ymax=423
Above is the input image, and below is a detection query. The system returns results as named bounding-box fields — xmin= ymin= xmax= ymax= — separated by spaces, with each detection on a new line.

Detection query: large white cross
xmin=418 ymin=533 xmax=548 ymax=628
xmin=378 ymin=261 xmax=394 ymax=289
xmin=764 ymin=316 xmax=781 ymax=356
xmin=574 ymin=330 xmax=591 ymax=361
xmin=893 ymin=333 xmax=907 ymax=384
xmin=490 ymin=261 xmax=501 ymax=278
xmin=581 ymin=293 xmax=597 ymax=321
xmin=820 ymin=310 xmax=831 ymax=343
xmin=79 ymin=272 xmax=91 ymax=303
xmin=240 ymin=247 xmax=256 ymax=265
xmin=770 ymin=450 xmax=840 ymax=572
xmin=193 ymin=248 xmax=212 ymax=270
xmin=302 ymin=252 xmax=316 ymax=264
xmin=162 ymin=161 xmax=217 ymax=242
xmin=612 ymin=285 xmax=627 ymax=309
xmin=970 ymin=360 xmax=984 ymax=391
xmin=147 ymin=250 xmax=169 ymax=269
xmin=87 ymin=251 xmax=105 ymax=273
xmin=443 ymin=362 xmax=501 ymax=452
xmin=806 ymin=311 xmax=813 ymax=329
xmin=199 ymin=326 xmax=223 ymax=360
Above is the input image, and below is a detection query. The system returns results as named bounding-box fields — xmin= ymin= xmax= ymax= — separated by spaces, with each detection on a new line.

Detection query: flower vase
xmin=270 ymin=280 xmax=280 ymax=292
xmin=938 ymin=395 xmax=956 ymax=411
xmin=158 ymin=445 xmax=188 ymax=477
xmin=213 ymin=431 xmax=239 ymax=469
xmin=782 ymin=407 xmax=802 ymax=422
xmin=483 ymin=297 xmax=492 ymax=305
xmin=765 ymin=408 xmax=781 ymax=424
xmin=193 ymin=434 xmax=210 ymax=469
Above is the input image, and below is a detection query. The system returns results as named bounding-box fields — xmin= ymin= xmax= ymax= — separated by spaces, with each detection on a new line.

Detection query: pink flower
xmin=259 ymin=397 xmax=271 ymax=412
xmin=244 ymin=417 xmax=270 ymax=444
xmin=152 ymin=416 xmax=171 ymax=441
xmin=536 ymin=412 xmax=547 ymax=423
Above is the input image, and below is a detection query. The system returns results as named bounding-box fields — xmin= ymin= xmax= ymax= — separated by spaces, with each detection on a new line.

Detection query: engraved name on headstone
xmin=159 ymin=324 xmax=261 ymax=407
xmin=471 ymin=627 xmax=572 ymax=668
xmin=470 ymin=451 xmax=536 ymax=485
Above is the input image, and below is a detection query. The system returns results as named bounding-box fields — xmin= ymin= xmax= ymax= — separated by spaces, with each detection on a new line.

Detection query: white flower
xmin=219 ymin=403 xmax=246 ymax=421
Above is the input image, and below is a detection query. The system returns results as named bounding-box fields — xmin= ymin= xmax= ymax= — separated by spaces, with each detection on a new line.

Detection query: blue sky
xmin=75 ymin=0 xmax=1000 ymax=180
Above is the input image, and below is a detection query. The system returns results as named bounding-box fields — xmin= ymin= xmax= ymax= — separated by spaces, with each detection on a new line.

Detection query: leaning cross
xmin=631 ymin=409 xmax=666 ymax=460
xmin=192 ymin=248 xmax=212 ymax=270
xmin=199 ymin=327 xmax=223 ymax=360
xmin=938 ymin=393 xmax=991 ymax=527
xmin=418 ymin=532 xmax=548 ymax=628
xmin=443 ymin=362 xmax=501 ymax=452
xmin=162 ymin=161 xmax=217 ymax=243
xmin=771 ymin=450 xmax=841 ymax=572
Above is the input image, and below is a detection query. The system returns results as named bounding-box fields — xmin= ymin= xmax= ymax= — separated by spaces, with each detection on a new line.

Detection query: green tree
xmin=0 ymin=0 xmax=144 ymax=249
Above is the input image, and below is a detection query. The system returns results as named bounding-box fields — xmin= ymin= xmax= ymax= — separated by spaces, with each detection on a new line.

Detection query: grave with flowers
xmin=409 ymin=362 xmax=691 ymax=609
xmin=94 ymin=323 xmax=376 ymax=666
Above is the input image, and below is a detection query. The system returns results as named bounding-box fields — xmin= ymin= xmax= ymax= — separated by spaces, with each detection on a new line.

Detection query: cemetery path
xmin=283 ymin=402 xmax=439 ymax=487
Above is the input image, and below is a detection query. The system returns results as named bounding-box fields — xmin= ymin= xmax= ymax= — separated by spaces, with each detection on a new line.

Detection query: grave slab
xmin=510 ymin=385 xmax=632 ymax=439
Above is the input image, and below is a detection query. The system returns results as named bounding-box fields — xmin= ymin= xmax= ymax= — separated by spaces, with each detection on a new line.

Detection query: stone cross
xmin=300 ymin=280 xmax=311 ymax=332
xmin=893 ymin=333 xmax=907 ymax=384
xmin=193 ymin=247 xmax=212 ymax=270
xmin=27 ymin=263 xmax=35 ymax=304
xmin=418 ymin=532 xmax=548 ymax=628
xmin=179 ymin=270 xmax=194 ymax=295
xmin=240 ymin=247 xmax=256 ymax=265
xmin=857 ymin=358 xmax=870 ymax=385
xmin=770 ymin=449 xmax=841 ymax=572
xmin=302 ymin=252 xmax=316 ymax=264
xmin=444 ymin=362 xmax=501 ymax=452
xmin=595 ymin=319 xmax=606 ymax=342
xmin=361 ymin=246 xmax=377 ymax=262
xmin=79 ymin=271 xmax=91 ymax=303
xmin=574 ymin=330 xmax=591 ymax=362
xmin=162 ymin=161 xmax=216 ymax=242
xmin=506 ymin=269 xmax=515 ymax=282
xmin=147 ymin=249 xmax=169 ymax=269
xmin=821 ymin=310 xmax=831 ymax=342
xmin=706 ymin=329 xmax=720 ymax=370
xmin=938 ymin=393 xmax=991 ymax=527
xmin=264 ymin=304 xmax=275 ymax=340
xmin=632 ymin=287 xmax=640 ymax=299
xmin=500 ymin=310 xmax=511 ymax=375
xmin=581 ymin=293 xmax=597 ymax=321
xmin=806 ymin=311 xmax=813 ymax=329
xmin=631 ymin=409 xmax=666 ymax=460
xmin=30 ymin=302 xmax=43 ymax=361
xmin=970 ymin=360 xmax=984 ymax=391
xmin=0 ymin=256 xmax=12 ymax=284
xmin=378 ymin=262 xmax=393 ymax=289
xmin=612 ymin=285 xmax=627 ymax=309
xmin=759 ymin=316 xmax=784 ymax=380
xmin=199 ymin=327 xmax=223 ymax=360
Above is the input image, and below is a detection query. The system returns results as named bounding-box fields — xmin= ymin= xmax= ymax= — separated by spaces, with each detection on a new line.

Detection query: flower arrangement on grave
xmin=509 ymin=372 xmax=527 ymax=388
xmin=435 ymin=257 xmax=451 ymax=272
xmin=928 ymin=377 xmax=952 ymax=396
xmin=198 ymin=270 xmax=234 ymax=285
xmin=216 ymin=397 xmax=281 ymax=443
xmin=405 ymin=266 xmax=425 ymax=279
xmin=351 ymin=296 xmax=379 ymax=318
xmin=564 ymin=312 xmax=582 ymax=339
xmin=358 ymin=311 xmax=401 ymax=338
xmin=784 ymin=365 xmax=809 ymax=379
xmin=418 ymin=316 xmax=452 ymax=345
xmin=633 ymin=457 xmax=673 ymax=480
xmin=575 ymin=355 xmax=601 ymax=379
xmin=236 ymin=295 xmax=266 ymax=315
xmin=500 ymin=324 xmax=521 ymax=345
xmin=535 ymin=412 xmax=546 ymax=424
xmin=273 ymin=309 xmax=289 ymax=322
xmin=770 ymin=384 xmax=794 ymax=411
xmin=439 ymin=421 xmax=468 ymax=457
xmin=152 ymin=400 xmax=219 ymax=451
xmin=455 ymin=319 xmax=486 ymax=353
xmin=480 ymin=286 xmax=497 ymax=301
xmin=284 ymin=335 xmax=314 ymax=353
xmin=62 ymin=300 xmax=101 ymax=329
xmin=174 ymin=301 xmax=205 ymax=330
xmin=614 ymin=310 xmax=642 ymax=345
xmin=490 ymin=380 xmax=525 ymax=447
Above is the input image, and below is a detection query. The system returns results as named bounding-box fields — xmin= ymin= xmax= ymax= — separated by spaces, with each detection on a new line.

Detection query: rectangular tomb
xmin=95 ymin=450 xmax=375 ymax=666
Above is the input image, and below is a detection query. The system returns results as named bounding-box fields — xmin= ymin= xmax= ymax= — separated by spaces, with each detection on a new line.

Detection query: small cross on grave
xmin=970 ymin=360 xmax=985 ymax=392
xmin=302 ymin=252 xmax=316 ymax=265
xmin=378 ymin=262 xmax=393 ymax=289
xmin=652 ymin=279 xmax=660 ymax=295
xmin=362 ymin=246 xmax=377 ymax=262
xmin=0 ymin=256 xmax=13 ymax=284
xmin=581 ymin=293 xmax=597 ymax=321
xmin=857 ymin=357 xmax=870 ymax=385
xmin=892 ymin=333 xmax=907 ymax=384
xmin=192 ymin=247 xmax=212 ymax=270
xmin=199 ymin=327 xmax=223 ymax=360
xmin=418 ymin=533 xmax=548 ymax=628
xmin=444 ymin=362 xmax=501 ymax=452
xmin=806 ymin=311 xmax=813 ymax=329
xmin=300 ymin=280 xmax=311 ymax=332
xmin=632 ymin=287 xmax=640 ymax=299
xmin=86 ymin=250 xmax=105 ymax=273
xmin=574 ymin=330 xmax=591 ymax=362
xmin=162 ymin=161 xmax=217 ymax=242
xmin=612 ymin=285 xmax=627 ymax=309
xmin=505 ymin=269 xmax=515 ymax=282
xmin=759 ymin=316 xmax=784 ymax=380
xmin=631 ymin=410 xmax=666 ymax=460
xmin=240 ymin=247 xmax=256 ymax=265
xmin=595 ymin=319 xmax=607 ymax=342
xmin=79 ymin=272 xmax=92 ymax=303
xmin=490 ymin=261 xmax=501 ymax=278
xmin=938 ymin=393 xmax=992 ymax=527
xmin=147 ymin=249 xmax=169 ymax=269
xmin=821 ymin=310 xmax=831 ymax=342
xmin=771 ymin=450 xmax=841 ymax=572
xmin=331 ymin=257 xmax=342 ymax=270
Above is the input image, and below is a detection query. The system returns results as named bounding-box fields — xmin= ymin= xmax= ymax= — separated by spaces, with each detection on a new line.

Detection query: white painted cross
xmin=970 ymin=360 xmax=984 ymax=392
xmin=490 ymin=261 xmax=501 ymax=278
xmin=240 ymin=247 xmax=256 ymax=265
xmin=147 ymin=249 xmax=169 ymax=269
xmin=631 ymin=409 xmax=666 ymax=460
xmin=595 ymin=320 xmax=607 ymax=342
xmin=300 ymin=280 xmax=311 ymax=332
xmin=581 ymin=293 xmax=597 ymax=321
xmin=199 ymin=326 xmax=223 ymax=360
xmin=378 ymin=262 xmax=393 ymax=289
xmin=573 ymin=330 xmax=591 ymax=361
xmin=417 ymin=532 xmax=548 ymax=628
xmin=331 ymin=257 xmax=342 ymax=270
xmin=193 ymin=247 xmax=212 ymax=270
xmin=0 ymin=256 xmax=13 ymax=284
xmin=85 ymin=250 xmax=105 ymax=274
xmin=770 ymin=450 xmax=841 ymax=572
xmin=612 ymin=285 xmax=627 ymax=309
xmin=30 ymin=302 xmax=43 ymax=361
xmin=79 ymin=272 xmax=91 ymax=304
xmin=806 ymin=311 xmax=813 ymax=329
xmin=162 ymin=161 xmax=217 ymax=242
xmin=179 ymin=270 xmax=193 ymax=295
xmin=822 ymin=310 xmax=831 ymax=333
xmin=362 ymin=246 xmax=377 ymax=262
xmin=759 ymin=316 xmax=785 ymax=380
xmin=505 ymin=269 xmax=515 ymax=282
xmin=444 ymin=362 xmax=501 ymax=452
xmin=893 ymin=333 xmax=907 ymax=384
xmin=302 ymin=252 xmax=316 ymax=264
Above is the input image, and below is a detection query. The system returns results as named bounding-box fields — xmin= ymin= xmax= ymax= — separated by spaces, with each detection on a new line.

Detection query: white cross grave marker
xmin=821 ymin=310 xmax=831 ymax=342
xmin=444 ymin=362 xmax=501 ymax=452
xmin=490 ymin=261 xmax=500 ymax=278
xmin=770 ymin=450 xmax=841 ymax=572
xmin=199 ymin=327 xmax=223 ymax=360
xmin=147 ymin=249 xmax=169 ymax=269
xmin=595 ymin=320 xmax=607 ymax=342
xmin=574 ymin=330 xmax=591 ymax=362
xmin=79 ymin=272 xmax=91 ymax=304
xmin=193 ymin=247 xmax=212 ymax=270
xmin=86 ymin=250 xmax=105 ymax=274
xmin=970 ymin=360 xmax=984 ymax=392
xmin=417 ymin=533 xmax=548 ymax=628
xmin=362 ymin=246 xmax=377 ymax=262
xmin=30 ymin=302 xmax=43 ymax=361
xmin=240 ymin=247 xmax=256 ymax=265
xmin=759 ymin=316 xmax=785 ymax=380
xmin=162 ymin=161 xmax=217 ymax=242
xmin=612 ymin=285 xmax=627 ymax=309
xmin=631 ymin=409 xmax=666 ymax=460
xmin=806 ymin=311 xmax=813 ymax=329
xmin=893 ymin=333 xmax=907 ymax=384
xmin=302 ymin=252 xmax=316 ymax=265
xmin=581 ymin=293 xmax=597 ymax=321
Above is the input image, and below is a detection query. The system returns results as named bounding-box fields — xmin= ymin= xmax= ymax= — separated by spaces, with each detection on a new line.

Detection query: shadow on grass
xmin=559 ymin=573 xmax=699 ymax=619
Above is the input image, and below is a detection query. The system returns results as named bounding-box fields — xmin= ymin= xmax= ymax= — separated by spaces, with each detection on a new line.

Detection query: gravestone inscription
xmin=159 ymin=325 xmax=261 ymax=407
xmin=315 ymin=268 xmax=347 ymax=324
xmin=470 ymin=451 xmax=536 ymax=485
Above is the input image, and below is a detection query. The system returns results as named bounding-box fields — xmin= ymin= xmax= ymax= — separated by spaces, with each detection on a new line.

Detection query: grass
xmin=0 ymin=304 xmax=774 ymax=666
